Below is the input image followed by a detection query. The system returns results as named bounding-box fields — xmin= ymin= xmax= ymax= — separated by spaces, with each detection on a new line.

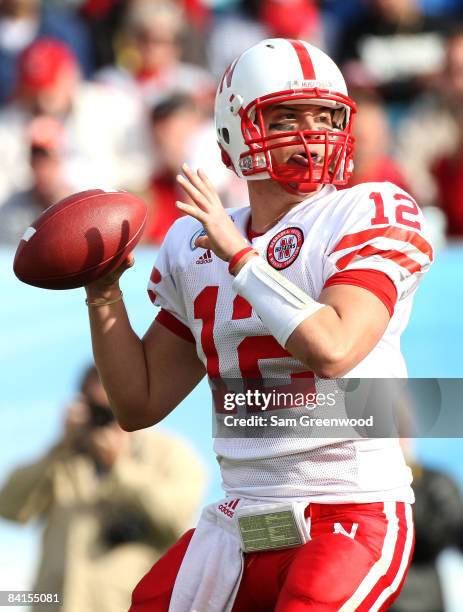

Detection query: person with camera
xmin=0 ymin=365 xmax=205 ymax=612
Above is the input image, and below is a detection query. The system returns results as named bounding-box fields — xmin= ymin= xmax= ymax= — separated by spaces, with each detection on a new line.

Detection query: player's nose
xmin=301 ymin=113 xmax=318 ymax=130
xmin=300 ymin=114 xmax=323 ymax=141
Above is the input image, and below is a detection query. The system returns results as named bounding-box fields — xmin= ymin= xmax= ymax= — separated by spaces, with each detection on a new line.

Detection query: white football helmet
xmin=215 ymin=38 xmax=356 ymax=193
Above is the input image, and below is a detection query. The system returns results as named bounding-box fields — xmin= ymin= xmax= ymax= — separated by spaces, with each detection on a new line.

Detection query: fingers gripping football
xmin=176 ymin=164 xmax=247 ymax=261
xmin=85 ymin=254 xmax=135 ymax=293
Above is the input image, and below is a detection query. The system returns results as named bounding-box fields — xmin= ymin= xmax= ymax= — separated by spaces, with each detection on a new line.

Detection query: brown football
xmin=13 ymin=189 xmax=147 ymax=289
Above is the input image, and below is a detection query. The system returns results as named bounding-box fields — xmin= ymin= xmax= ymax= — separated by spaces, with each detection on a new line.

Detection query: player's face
xmin=262 ymin=103 xmax=336 ymax=183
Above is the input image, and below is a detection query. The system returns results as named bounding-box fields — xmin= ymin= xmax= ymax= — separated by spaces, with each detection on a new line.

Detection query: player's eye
xmin=269 ymin=122 xmax=296 ymax=131
xmin=314 ymin=113 xmax=333 ymax=127
xmin=269 ymin=114 xmax=297 ymax=131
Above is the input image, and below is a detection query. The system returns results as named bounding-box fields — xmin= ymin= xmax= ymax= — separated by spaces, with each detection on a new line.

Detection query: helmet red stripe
xmin=288 ymin=40 xmax=316 ymax=80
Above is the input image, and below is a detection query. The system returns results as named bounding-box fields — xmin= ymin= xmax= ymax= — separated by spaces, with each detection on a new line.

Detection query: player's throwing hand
xmin=176 ymin=163 xmax=248 ymax=262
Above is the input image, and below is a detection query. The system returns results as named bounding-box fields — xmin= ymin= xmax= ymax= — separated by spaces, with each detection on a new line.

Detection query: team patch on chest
xmin=267 ymin=227 xmax=304 ymax=270
xmin=190 ymin=227 xmax=208 ymax=250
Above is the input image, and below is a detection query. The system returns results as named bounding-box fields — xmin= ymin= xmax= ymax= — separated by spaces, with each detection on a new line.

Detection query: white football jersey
xmin=147 ymin=182 xmax=433 ymax=503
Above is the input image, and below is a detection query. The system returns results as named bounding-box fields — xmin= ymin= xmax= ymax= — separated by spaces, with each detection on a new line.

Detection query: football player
xmin=85 ymin=39 xmax=434 ymax=611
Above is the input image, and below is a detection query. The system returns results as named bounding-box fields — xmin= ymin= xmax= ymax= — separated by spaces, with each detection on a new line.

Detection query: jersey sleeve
xmin=147 ymin=224 xmax=195 ymax=343
xmin=323 ymin=183 xmax=434 ymax=308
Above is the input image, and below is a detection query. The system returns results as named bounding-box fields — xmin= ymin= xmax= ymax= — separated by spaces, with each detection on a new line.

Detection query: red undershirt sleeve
xmin=323 ymin=269 xmax=398 ymax=317
xmin=155 ymin=309 xmax=195 ymax=343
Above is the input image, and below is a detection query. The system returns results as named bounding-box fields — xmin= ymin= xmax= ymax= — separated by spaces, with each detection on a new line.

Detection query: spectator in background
xmin=0 ymin=364 xmax=206 ymax=612
xmin=79 ymin=0 xmax=126 ymax=71
xmin=430 ymin=105 xmax=463 ymax=237
xmin=318 ymin=0 xmax=363 ymax=18
xmin=0 ymin=0 xmax=93 ymax=105
xmin=207 ymin=0 xmax=323 ymax=81
xmin=142 ymin=93 xmax=200 ymax=244
xmin=206 ymin=0 xmax=265 ymax=80
xmin=176 ymin=0 xmax=212 ymax=67
xmin=0 ymin=115 xmax=73 ymax=244
xmin=397 ymin=28 xmax=463 ymax=210
xmin=0 ymin=37 xmax=152 ymax=207
xmin=95 ymin=0 xmax=215 ymax=111
xmin=81 ymin=0 xmax=212 ymax=84
xmin=391 ymin=440 xmax=463 ymax=612
xmin=142 ymin=92 xmax=247 ymax=244
xmin=347 ymin=92 xmax=410 ymax=191
xmin=337 ymin=0 xmax=450 ymax=108
xmin=259 ymin=0 xmax=321 ymax=44
xmin=420 ymin=0 xmax=463 ymax=18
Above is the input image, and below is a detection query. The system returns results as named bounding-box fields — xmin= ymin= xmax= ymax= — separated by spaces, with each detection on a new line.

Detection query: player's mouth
xmin=289 ymin=152 xmax=323 ymax=167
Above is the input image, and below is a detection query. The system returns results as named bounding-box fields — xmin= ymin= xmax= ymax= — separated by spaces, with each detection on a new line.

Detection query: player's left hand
xmin=176 ymin=163 xmax=248 ymax=261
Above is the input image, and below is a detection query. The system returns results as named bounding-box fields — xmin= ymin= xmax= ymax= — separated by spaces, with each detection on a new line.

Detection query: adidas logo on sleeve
xmin=196 ymin=249 xmax=213 ymax=264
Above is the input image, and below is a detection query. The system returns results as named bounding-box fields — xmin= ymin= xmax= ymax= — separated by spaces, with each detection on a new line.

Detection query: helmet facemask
xmin=235 ymin=89 xmax=356 ymax=193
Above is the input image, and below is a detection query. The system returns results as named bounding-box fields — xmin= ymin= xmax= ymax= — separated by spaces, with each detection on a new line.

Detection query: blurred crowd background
xmin=0 ymin=0 xmax=463 ymax=611
xmin=1 ymin=0 xmax=463 ymax=243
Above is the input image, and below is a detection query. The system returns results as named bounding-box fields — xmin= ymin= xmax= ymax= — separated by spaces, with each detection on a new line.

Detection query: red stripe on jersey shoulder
xmin=331 ymin=226 xmax=433 ymax=261
xmin=155 ymin=309 xmax=195 ymax=343
xmin=336 ymin=245 xmax=422 ymax=274
xmin=324 ymin=269 xmax=398 ymax=317
xmin=288 ymin=39 xmax=316 ymax=80
xmin=150 ymin=266 xmax=162 ymax=284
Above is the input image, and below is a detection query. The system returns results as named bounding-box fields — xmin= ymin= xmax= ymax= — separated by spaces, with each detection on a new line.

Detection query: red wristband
xmin=228 ymin=246 xmax=257 ymax=274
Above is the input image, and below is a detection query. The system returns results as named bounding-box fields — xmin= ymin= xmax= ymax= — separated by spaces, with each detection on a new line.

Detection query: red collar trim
xmin=246 ymin=216 xmax=265 ymax=241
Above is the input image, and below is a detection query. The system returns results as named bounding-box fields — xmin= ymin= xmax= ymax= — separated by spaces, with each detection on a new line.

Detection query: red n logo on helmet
xmin=219 ymin=59 xmax=238 ymax=93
